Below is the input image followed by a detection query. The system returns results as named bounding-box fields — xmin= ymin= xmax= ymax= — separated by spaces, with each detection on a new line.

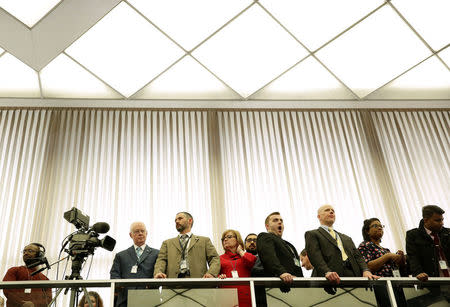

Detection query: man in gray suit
xmin=305 ymin=205 xmax=378 ymax=283
xmin=110 ymin=221 xmax=159 ymax=307
xmin=154 ymin=212 xmax=220 ymax=278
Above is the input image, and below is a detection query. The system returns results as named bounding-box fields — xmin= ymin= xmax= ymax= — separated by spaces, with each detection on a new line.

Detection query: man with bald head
xmin=305 ymin=205 xmax=378 ymax=284
xmin=110 ymin=222 xmax=159 ymax=307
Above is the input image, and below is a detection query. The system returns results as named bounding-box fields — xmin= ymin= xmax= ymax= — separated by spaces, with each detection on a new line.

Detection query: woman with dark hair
xmin=358 ymin=218 xmax=407 ymax=306
xmin=358 ymin=218 xmax=406 ymax=276
xmin=78 ymin=291 xmax=104 ymax=307
xmin=218 ymin=229 xmax=257 ymax=307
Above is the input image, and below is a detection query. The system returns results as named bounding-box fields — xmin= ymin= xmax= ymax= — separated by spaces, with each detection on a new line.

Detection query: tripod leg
xmin=81 ymin=287 xmax=94 ymax=307
xmin=69 ymin=288 xmax=77 ymax=307
xmin=47 ymin=287 xmax=64 ymax=307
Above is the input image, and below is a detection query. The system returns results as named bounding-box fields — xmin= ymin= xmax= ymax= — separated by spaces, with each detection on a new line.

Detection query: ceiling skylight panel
xmin=260 ymin=0 xmax=384 ymax=51
xmin=366 ymin=56 xmax=450 ymax=99
xmin=192 ymin=5 xmax=308 ymax=98
xmin=315 ymin=5 xmax=431 ymax=98
xmin=40 ymin=54 xmax=122 ymax=99
xmin=65 ymin=2 xmax=185 ymax=97
xmin=252 ymin=56 xmax=354 ymax=100
xmin=128 ymin=0 xmax=251 ymax=50
xmin=132 ymin=56 xmax=240 ymax=99
xmin=0 ymin=0 xmax=61 ymax=27
xmin=392 ymin=0 xmax=450 ymax=50
xmin=0 ymin=53 xmax=39 ymax=97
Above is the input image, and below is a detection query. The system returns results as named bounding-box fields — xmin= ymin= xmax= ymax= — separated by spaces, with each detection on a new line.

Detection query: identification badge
xmin=439 ymin=260 xmax=448 ymax=270
xmin=231 ymin=270 xmax=239 ymax=278
xmin=131 ymin=265 xmax=138 ymax=273
xmin=392 ymin=269 xmax=401 ymax=277
xmin=180 ymin=259 xmax=188 ymax=270
xmin=24 ymin=289 xmax=32 ymax=294
xmin=294 ymin=258 xmax=301 ymax=267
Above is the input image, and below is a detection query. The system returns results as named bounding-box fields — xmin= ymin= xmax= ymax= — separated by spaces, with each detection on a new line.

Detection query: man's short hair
xmin=177 ymin=211 xmax=194 ymax=227
xmin=300 ymin=249 xmax=307 ymax=257
xmin=422 ymin=205 xmax=445 ymax=219
xmin=245 ymin=233 xmax=257 ymax=242
xmin=265 ymin=212 xmax=281 ymax=225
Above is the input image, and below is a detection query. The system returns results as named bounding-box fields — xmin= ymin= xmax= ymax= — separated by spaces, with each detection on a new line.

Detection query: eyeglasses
xmin=246 ymin=238 xmax=257 ymax=243
xmin=370 ymin=224 xmax=385 ymax=229
xmin=222 ymin=235 xmax=236 ymax=241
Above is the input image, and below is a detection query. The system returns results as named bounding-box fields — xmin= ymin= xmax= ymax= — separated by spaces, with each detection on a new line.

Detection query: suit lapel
xmin=138 ymin=246 xmax=152 ymax=263
xmin=171 ymin=237 xmax=182 ymax=252
xmin=187 ymin=235 xmax=199 ymax=253
xmin=318 ymin=227 xmax=339 ymax=248
xmin=127 ymin=246 xmax=138 ymax=262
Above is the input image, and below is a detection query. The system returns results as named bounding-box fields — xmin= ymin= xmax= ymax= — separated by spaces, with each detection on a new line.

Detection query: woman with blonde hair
xmin=218 ymin=229 xmax=257 ymax=307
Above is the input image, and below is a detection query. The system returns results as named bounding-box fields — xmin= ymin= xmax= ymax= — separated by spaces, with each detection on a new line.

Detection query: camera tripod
xmin=47 ymin=254 xmax=94 ymax=307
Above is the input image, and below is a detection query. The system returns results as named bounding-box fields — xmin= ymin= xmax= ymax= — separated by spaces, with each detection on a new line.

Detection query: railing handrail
xmin=0 ymin=277 xmax=448 ymax=289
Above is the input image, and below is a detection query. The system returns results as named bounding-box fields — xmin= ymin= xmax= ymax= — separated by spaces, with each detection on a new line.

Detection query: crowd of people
xmin=2 ymin=205 xmax=448 ymax=307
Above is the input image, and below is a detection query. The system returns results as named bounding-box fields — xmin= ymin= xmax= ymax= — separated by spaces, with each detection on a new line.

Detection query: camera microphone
xmin=91 ymin=222 xmax=110 ymax=234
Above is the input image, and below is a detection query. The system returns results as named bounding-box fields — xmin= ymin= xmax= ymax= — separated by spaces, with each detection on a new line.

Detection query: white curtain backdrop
xmin=0 ymin=108 xmax=449 ymax=303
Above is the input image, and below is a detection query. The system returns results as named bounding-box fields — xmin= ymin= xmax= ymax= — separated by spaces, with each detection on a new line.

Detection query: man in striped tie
xmin=305 ymin=205 xmax=378 ymax=283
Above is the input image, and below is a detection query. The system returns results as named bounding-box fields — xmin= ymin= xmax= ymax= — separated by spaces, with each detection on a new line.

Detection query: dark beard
xmin=246 ymin=249 xmax=257 ymax=255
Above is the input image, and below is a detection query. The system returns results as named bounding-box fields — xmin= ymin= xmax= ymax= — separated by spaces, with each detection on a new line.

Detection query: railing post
xmin=110 ymin=281 xmax=115 ymax=307
xmin=386 ymin=280 xmax=398 ymax=307
xmin=250 ymin=280 xmax=256 ymax=307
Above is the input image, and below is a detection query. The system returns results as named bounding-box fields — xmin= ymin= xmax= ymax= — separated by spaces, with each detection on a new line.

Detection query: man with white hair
xmin=305 ymin=205 xmax=378 ymax=284
xmin=110 ymin=222 xmax=159 ymax=307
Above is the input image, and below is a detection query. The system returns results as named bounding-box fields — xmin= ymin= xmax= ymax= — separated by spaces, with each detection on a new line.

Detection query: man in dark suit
xmin=406 ymin=205 xmax=449 ymax=280
xmin=405 ymin=205 xmax=449 ymax=305
xmin=305 ymin=205 xmax=378 ymax=283
xmin=110 ymin=222 xmax=159 ymax=307
xmin=257 ymin=212 xmax=303 ymax=285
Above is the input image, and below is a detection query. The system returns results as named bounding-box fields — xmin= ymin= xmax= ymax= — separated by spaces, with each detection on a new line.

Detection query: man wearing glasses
xmin=2 ymin=243 xmax=52 ymax=307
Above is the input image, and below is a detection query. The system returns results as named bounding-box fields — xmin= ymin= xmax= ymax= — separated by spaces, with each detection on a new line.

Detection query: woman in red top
xmin=218 ymin=229 xmax=257 ymax=307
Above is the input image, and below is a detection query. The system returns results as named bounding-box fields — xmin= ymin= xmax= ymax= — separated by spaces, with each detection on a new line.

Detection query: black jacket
xmin=406 ymin=219 xmax=450 ymax=277
xmin=305 ymin=227 xmax=368 ymax=277
xmin=257 ymin=232 xmax=303 ymax=277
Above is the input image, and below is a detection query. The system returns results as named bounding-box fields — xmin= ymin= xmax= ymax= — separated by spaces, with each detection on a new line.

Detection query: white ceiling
xmin=0 ymin=0 xmax=449 ymax=108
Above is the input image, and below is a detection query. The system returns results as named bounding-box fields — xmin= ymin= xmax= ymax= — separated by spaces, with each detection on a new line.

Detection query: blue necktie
xmin=136 ymin=246 xmax=143 ymax=260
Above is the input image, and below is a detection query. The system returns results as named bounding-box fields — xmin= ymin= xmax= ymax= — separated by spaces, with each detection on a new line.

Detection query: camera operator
xmin=2 ymin=243 xmax=52 ymax=307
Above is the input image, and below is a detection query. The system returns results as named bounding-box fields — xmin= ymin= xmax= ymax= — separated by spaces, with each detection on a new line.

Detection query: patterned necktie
xmin=136 ymin=246 xmax=143 ymax=260
xmin=431 ymin=232 xmax=449 ymax=277
xmin=329 ymin=228 xmax=348 ymax=261
xmin=180 ymin=234 xmax=188 ymax=249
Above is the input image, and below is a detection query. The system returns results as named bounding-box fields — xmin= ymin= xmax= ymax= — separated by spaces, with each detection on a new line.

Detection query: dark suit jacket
xmin=256 ymin=232 xmax=303 ymax=277
xmin=406 ymin=219 xmax=450 ymax=277
xmin=110 ymin=245 xmax=159 ymax=307
xmin=305 ymin=227 xmax=368 ymax=277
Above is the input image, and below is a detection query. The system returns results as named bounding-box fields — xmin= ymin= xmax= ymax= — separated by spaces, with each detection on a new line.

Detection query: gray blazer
xmin=110 ymin=245 xmax=159 ymax=307
xmin=305 ymin=227 xmax=368 ymax=277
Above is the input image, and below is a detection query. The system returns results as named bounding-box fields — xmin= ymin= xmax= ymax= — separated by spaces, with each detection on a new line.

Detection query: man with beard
xmin=244 ymin=233 xmax=258 ymax=255
xmin=2 ymin=243 xmax=52 ymax=307
xmin=154 ymin=212 xmax=220 ymax=278
xmin=110 ymin=222 xmax=159 ymax=307
xmin=406 ymin=205 xmax=449 ymax=305
xmin=257 ymin=212 xmax=303 ymax=284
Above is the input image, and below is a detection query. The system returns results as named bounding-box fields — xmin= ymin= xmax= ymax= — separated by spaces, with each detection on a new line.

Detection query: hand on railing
xmin=154 ymin=273 xmax=167 ymax=279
